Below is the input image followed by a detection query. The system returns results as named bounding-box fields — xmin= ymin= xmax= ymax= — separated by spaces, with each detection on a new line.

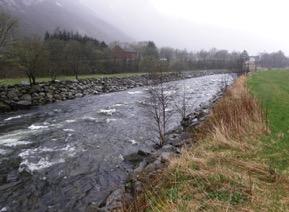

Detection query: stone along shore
xmin=0 ymin=70 xmax=231 ymax=113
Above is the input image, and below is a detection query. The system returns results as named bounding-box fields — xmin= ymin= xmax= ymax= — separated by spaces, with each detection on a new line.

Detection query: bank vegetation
xmin=129 ymin=75 xmax=289 ymax=211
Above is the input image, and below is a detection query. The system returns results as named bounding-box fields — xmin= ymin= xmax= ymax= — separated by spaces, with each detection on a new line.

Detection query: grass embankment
xmin=0 ymin=73 xmax=145 ymax=86
xmin=131 ymin=72 xmax=289 ymax=211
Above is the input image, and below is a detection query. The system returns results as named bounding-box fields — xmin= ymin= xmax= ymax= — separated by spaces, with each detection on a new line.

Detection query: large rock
xmin=11 ymin=100 xmax=32 ymax=110
xmin=39 ymin=92 xmax=46 ymax=97
xmin=67 ymin=92 xmax=73 ymax=99
xmin=30 ymin=85 xmax=41 ymax=93
xmin=7 ymin=89 xmax=18 ymax=100
xmin=143 ymin=159 xmax=163 ymax=173
xmin=124 ymin=150 xmax=152 ymax=165
xmin=161 ymin=144 xmax=180 ymax=153
xmin=75 ymin=93 xmax=83 ymax=98
xmin=96 ymin=188 xmax=126 ymax=211
xmin=160 ymin=152 xmax=175 ymax=163
xmin=124 ymin=153 xmax=145 ymax=164
xmin=46 ymin=93 xmax=53 ymax=99
xmin=21 ymin=94 xmax=32 ymax=102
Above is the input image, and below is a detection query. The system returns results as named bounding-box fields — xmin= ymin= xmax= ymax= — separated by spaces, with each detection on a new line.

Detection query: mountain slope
xmin=0 ymin=0 xmax=131 ymax=42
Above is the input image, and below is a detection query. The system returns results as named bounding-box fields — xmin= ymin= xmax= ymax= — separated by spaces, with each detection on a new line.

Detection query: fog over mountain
xmin=0 ymin=0 xmax=131 ymax=42
xmin=80 ymin=0 xmax=289 ymax=55
xmin=1 ymin=0 xmax=289 ymax=54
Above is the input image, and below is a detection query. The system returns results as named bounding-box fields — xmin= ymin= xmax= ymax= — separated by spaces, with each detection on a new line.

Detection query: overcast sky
xmin=81 ymin=0 xmax=289 ymax=55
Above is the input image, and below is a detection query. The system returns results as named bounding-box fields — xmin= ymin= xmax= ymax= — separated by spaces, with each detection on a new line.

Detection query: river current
xmin=0 ymin=74 xmax=235 ymax=212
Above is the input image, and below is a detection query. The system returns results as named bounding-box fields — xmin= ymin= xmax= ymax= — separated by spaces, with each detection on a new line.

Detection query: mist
xmin=80 ymin=0 xmax=289 ymax=55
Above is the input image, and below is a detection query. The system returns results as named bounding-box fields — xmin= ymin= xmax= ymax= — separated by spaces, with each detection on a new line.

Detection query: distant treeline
xmin=44 ymin=29 xmax=108 ymax=48
xmin=0 ymin=11 xmax=288 ymax=85
xmin=256 ymin=51 xmax=289 ymax=69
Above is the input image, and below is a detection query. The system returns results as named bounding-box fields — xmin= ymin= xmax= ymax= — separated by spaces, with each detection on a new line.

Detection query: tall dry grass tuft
xmin=207 ymin=76 xmax=268 ymax=142
xmin=128 ymin=76 xmax=289 ymax=211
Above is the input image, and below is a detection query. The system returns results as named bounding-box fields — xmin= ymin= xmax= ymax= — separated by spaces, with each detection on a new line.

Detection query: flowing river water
xmin=0 ymin=74 xmax=235 ymax=212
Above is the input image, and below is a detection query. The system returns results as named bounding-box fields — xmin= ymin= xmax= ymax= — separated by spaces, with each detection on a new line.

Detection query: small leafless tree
xmin=175 ymin=84 xmax=198 ymax=129
xmin=175 ymin=85 xmax=188 ymax=120
xmin=221 ymin=75 xmax=230 ymax=91
xmin=14 ymin=37 xmax=48 ymax=85
xmin=146 ymin=70 xmax=173 ymax=147
xmin=45 ymin=39 xmax=65 ymax=81
xmin=0 ymin=11 xmax=17 ymax=52
xmin=64 ymin=40 xmax=91 ymax=80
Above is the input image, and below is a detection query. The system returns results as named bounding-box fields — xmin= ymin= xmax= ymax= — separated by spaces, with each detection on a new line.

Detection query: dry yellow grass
xmin=128 ymin=76 xmax=289 ymax=211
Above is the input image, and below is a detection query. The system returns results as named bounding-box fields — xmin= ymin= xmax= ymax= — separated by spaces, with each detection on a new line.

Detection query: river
xmin=0 ymin=73 xmax=235 ymax=212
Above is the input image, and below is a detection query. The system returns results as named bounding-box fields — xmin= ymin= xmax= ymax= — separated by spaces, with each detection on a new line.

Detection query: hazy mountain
xmin=0 ymin=0 xmax=132 ymax=42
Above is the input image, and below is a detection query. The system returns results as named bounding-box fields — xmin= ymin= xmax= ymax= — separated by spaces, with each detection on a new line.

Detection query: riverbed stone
xmin=46 ymin=93 xmax=53 ymax=99
xmin=75 ymin=93 xmax=83 ymax=98
xmin=67 ymin=92 xmax=74 ymax=99
xmin=21 ymin=94 xmax=32 ymax=102
xmin=124 ymin=153 xmax=146 ymax=164
xmin=11 ymin=100 xmax=32 ymax=109
xmin=161 ymin=144 xmax=180 ymax=154
xmin=143 ymin=158 xmax=163 ymax=173
xmin=137 ymin=149 xmax=151 ymax=156
xmin=160 ymin=152 xmax=175 ymax=163
xmin=133 ymin=161 xmax=147 ymax=176
xmin=98 ymin=188 xmax=126 ymax=211
xmin=7 ymin=89 xmax=18 ymax=99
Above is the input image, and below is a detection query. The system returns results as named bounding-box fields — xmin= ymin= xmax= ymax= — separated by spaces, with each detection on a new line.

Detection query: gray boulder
xmin=75 ymin=93 xmax=83 ymax=98
xmin=160 ymin=152 xmax=175 ymax=163
xmin=7 ymin=89 xmax=18 ymax=100
xmin=30 ymin=85 xmax=41 ymax=93
xmin=21 ymin=94 xmax=32 ymax=102
xmin=144 ymin=159 xmax=163 ymax=172
xmin=97 ymin=188 xmax=126 ymax=212
xmin=11 ymin=100 xmax=32 ymax=110
xmin=46 ymin=93 xmax=53 ymax=99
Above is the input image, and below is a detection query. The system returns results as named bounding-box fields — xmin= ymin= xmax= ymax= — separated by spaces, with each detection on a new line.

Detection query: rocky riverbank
xmin=92 ymin=88 xmax=226 ymax=211
xmin=0 ymin=70 xmax=231 ymax=113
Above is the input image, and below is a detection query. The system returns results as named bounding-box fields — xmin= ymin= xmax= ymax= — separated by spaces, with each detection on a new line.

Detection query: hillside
xmin=0 ymin=0 xmax=131 ymax=42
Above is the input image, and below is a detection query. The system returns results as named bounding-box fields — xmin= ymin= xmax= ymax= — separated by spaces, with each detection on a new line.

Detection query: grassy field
xmin=0 ymin=73 xmax=146 ymax=86
xmin=130 ymin=71 xmax=289 ymax=211
xmin=248 ymin=70 xmax=289 ymax=171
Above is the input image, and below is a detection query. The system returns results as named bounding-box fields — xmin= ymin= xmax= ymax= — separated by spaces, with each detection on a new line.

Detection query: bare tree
xmin=220 ymin=75 xmax=230 ymax=91
xmin=175 ymin=84 xmax=198 ymax=129
xmin=175 ymin=85 xmax=188 ymax=120
xmin=146 ymin=70 xmax=173 ymax=147
xmin=0 ymin=11 xmax=17 ymax=52
xmin=14 ymin=37 xmax=48 ymax=85
xmin=45 ymin=39 xmax=65 ymax=81
xmin=64 ymin=40 xmax=88 ymax=80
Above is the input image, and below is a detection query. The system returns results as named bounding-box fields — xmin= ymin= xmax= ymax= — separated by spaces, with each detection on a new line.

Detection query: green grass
xmin=248 ymin=70 xmax=289 ymax=171
xmin=0 ymin=73 xmax=145 ymax=86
